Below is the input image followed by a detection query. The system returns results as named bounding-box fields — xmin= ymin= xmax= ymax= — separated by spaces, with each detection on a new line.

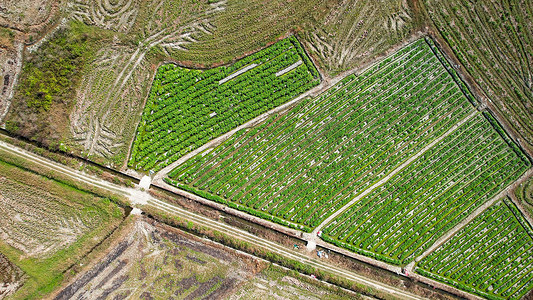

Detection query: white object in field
xmin=219 ymin=63 xmax=258 ymax=84
xmin=131 ymin=208 xmax=143 ymax=215
xmin=139 ymin=176 xmax=152 ymax=190
xmin=275 ymin=60 xmax=303 ymax=77
xmin=306 ymin=239 xmax=316 ymax=251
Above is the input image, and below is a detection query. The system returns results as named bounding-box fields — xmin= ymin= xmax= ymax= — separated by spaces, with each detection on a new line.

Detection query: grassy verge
xmin=0 ymin=146 xmax=131 ymax=207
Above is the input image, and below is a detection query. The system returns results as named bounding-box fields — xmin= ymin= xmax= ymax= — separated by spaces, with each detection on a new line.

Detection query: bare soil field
xmin=229 ymin=265 xmax=361 ymax=300
xmin=0 ymin=176 xmax=108 ymax=257
xmin=303 ymin=0 xmax=413 ymax=75
xmin=0 ymin=0 xmax=55 ymax=32
xmin=56 ymin=216 xmax=364 ymax=300
xmin=55 ymin=217 xmax=258 ymax=300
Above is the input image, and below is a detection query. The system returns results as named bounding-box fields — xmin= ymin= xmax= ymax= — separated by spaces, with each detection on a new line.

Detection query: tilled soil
xmin=55 ymin=217 xmax=256 ymax=299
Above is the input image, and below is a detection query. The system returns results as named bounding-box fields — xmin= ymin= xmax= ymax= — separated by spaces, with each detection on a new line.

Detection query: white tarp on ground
xmin=219 ymin=63 xmax=258 ymax=84
xmin=275 ymin=60 xmax=302 ymax=77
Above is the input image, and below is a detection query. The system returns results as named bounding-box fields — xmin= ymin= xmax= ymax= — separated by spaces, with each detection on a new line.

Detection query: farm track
xmin=0 ymin=139 xmax=426 ymax=300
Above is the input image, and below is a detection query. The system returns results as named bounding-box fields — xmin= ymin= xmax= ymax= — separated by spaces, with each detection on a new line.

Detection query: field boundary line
xmin=310 ymin=110 xmax=478 ymax=237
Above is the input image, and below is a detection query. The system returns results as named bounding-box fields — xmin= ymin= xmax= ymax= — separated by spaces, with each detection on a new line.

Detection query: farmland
xmin=322 ymin=113 xmax=528 ymax=264
xmin=165 ymin=37 xmax=529 ymax=265
xmin=416 ymin=199 xmax=533 ymax=300
xmin=55 ymin=218 xmax=257 ymax=300
xmin=0 ymin=151 xmax=123 ymax=299
xmin=166 ymin=38 xmax=491 ymax=231
xmin=130 ymin=36 xmax=319 ymax=172
xmin=423 ymin=0 xmax=533 ymax=155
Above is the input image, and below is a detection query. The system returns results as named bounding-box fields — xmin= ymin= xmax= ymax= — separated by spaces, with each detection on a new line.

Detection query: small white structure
xmin=130 ymin=208 xmax=143 ymax=215
xmin=139 ymin=175 xmax=151 ymax=190
xmin=306 ymin=239 xmax=316 ymax=251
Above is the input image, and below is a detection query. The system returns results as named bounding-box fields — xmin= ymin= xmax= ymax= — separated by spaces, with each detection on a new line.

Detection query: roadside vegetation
xmin=130 ymin=36 xmax=319 ymax=172
xmin=417 ymin=199 xmax=533 ymax=300
xmin=0 ymin=151 xmax=123 ymax=299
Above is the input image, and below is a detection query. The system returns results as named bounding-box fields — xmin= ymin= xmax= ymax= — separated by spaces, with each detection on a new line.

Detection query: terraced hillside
xmin=165 ymin=39 xmax=528 ymax=239
xmin=424 ymin=0 xmax=533 ymax=154
xmin=417 ymin=199 xmax=533 ymax=300
xmin=130 ymin=37 xmax=319 ymax=172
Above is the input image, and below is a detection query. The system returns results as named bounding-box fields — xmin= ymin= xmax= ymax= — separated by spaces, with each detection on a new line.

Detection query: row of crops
xmin=129 ymin=36 xmax=319 ymax=172
xmin=166 ymin=39 xmax=483 ymax=232
xmin=322 ymin=114 xmax=529 ymax=264
xmin=416 ymin=199 xmax=533 ymax=300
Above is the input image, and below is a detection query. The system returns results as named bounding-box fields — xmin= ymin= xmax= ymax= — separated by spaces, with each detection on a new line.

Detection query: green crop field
xmin=416 ymin=199 xmax=533 ymax=300
xmin=323 ymin=113 xmax=529 ymax=264
xmin=165 ymin=39 xmax=528 ymax=239
xmin=424 ymin=0 xmax=533 ymax=154
xmin=130 ymin=36 xmax=319 ymax=172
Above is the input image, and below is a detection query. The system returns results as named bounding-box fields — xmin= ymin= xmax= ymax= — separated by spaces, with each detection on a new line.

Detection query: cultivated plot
xmin=131 ymin=36 xmax=319 ymax=172
xmin=424 ymin=0 xmax=533 ymax=154
xmin=166 ymin=38 xmax=529 ymax=268
xmin=323 ymin=113 xmax=529 ymax=264
xmin=167 ymin=39 xmax=472 ymax=230
xmin=416 ymin=199 xmax=533 ymax=300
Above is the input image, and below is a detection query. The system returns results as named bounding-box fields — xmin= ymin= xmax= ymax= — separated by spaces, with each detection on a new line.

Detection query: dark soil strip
xmin=94 ymin=259 xmax=128 ymax=290
xmin=95 ymin=275 xmax=129 ymax=300
xmin=158 ymin=228 xmax=232 ymax=262
xmin=175 ymin=276 xmax=198 ymax=296
xmin=184 ymin=276 xmax=222 ymax=300
xmin=205 ymin=278 xmax=238 ymax=300
xmin=185 ymin=255 xmax=206 ymax=265
xmin=54 ymin=241 xmax=130 ymax=300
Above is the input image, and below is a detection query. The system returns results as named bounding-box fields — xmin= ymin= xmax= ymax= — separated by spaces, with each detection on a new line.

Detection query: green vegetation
xmin=417 ymin=199 xmax=533 ymax=300
xmin=167 ymin=39 xmax=529 ymax=267
xmin=324 ymin=114 xmax=529 ymax=264
xmin=6 ymin=21 xmax=114 ymax=148
xmin=130 ymin=36 xmax=319 ymax=172
xmin=424 ymin=0 xmax=533 ymax=154
xmin=167 ymin=39 xmax=467 ymax=231
xmin=18 ymin=22 xmax=110 ymax=110
xmin=0 ymin=155 xmax=123 ymax=299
